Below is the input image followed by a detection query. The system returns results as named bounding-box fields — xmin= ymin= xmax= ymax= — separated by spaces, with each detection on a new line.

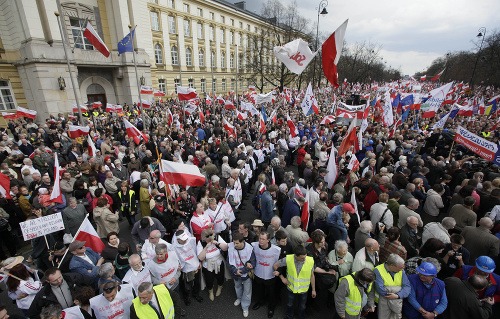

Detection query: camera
xmin=454 ymin=252 xmax=462 ymax=259
xmin=322 ymin=263 xmax=339 ymax=272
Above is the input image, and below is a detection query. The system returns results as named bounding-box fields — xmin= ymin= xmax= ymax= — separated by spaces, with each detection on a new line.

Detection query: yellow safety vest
xmin=481 ymin=131 xmax=491 ymax=138
xmin=375 ymin=264 xmax=403 ymax=290
xmin=340 ymin=273 xmax=373 ymax=316
xmin=285 ymin=254 xmax=314 ymax=294
xmin=118 ymin=190 xmax=135 ymax=211
xmin=132 ymin=284 xmax=174 ymax=319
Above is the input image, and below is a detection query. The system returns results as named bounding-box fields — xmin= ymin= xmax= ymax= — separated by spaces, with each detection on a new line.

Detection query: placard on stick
xmin=20 ymin=213 xmax=65 ymax=241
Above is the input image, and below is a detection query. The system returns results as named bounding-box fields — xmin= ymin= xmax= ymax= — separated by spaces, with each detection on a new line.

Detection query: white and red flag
xmin=337 ymin=118 xmax=359 ymax=156
xmin=50 ymin=153 xmax=63 ymax=204
xmin=301 ymin=188 xmax=310 ymax=231
xmin=223 ymin=117 xmax=236 ymax=137
xmin=159 ymin=159 xmax=206 ymax=187
xmin=177 ymin=86 xmax=198 ymax=101
xmin=0 ymin=173 xmax=12 ymax=199
xmin=421 ymin=82 xmax=454 ymax=118
xmin=269 ymin=109 xmax=277 ymax=124
xmin=166 ymin=108 xmax=174 ymax=126
xmin=83 ymin=22 xmax=110 ymax=57
xmin=431 ymin=69 xmax=445 ymax=82
xmin=137 ymin=99 xmax=151 ymax=109
xmin=74 ymin=216 xmax=106 ymax=253
xmin=236 ymin=109 xmax=248 ymax=120
xmin=301 ymin=83 xmax=319 ymax=116
xmin=87 ymin=135 xmax=97 ymax=157
xmin=198 ymin=109 xmax=205 ymax=123
xmin=216 ymin=95 xmax=226 ymax=105
xmin=91 ymin=101 xmax=102 ymax=109
xmin=287 ymin=113 xmax=298 ymax=137
xmin=205 ymin=95 xmax=213 ymax=105
xmin=224 ymin=100 xmax=236 ymax=110
xmin=350 ymin=190 xmax=360 ymax=224
xmin=320 ymin=115 xmax=336 ymax=125
xmin=271 ymin=168 xmax=276 ymax=185
xmin=184 ymin=102 xmax=197 ymax=115
xmin=324 ymin=146 xmax=338 ymax=188
xmin=322 ymin=19 xmax=348 ymax=88
xmin=420 ymin=75 xmax=427 ymax=81
xmin=68 ymin=125 xmax=90 ymax=139
xmin=1 ymin=112 xmax=18 ymax=120
xmin=153 ymin=89 xmax=166 ymax=97
xmin=259 ymin=111 xmax=267 ymax=134
xmin=347 ymin=155 xmax=360 ymax=171
xmin=273 ymin=39 xmax=317 ymax=75
xmin=294 ymin=183 xmax=304 ymax=198
xmin=72 ymin=105 xmax=88 ymax=113
xmin=140 ymin=85 xmax=154 ymax=95
xmin=105 ymin=104 xmax=123 ymax=113
xmin=123 ymin=119 xmax=148 ymax=144
xmin=16 ymin=106 xmax=37 ymax=119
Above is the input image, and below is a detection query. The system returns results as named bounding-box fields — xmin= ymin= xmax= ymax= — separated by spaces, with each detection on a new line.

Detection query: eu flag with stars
xmin=118 ymin=28 xmax=135 ymax=54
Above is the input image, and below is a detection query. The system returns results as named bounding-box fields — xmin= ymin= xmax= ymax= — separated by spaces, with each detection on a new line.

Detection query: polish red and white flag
xmin=140 ymin=86 xmax=154 ymax=95
xmin=16 ymin=106 xmax=37 ymax=119
xmin=159 ymin=159 xmax=206 ymax=187
xmin=87 ymin=135 xmax=97 ymax=157
xmin=83 ymin=22 xmax=110 ymax=57
xmin=322 ymin=19 xmax=348 ymax=88
xmin=92 ymin=101 xmax=102 ymax=109
xmin=166 ymin=108 xmax=174 ymax=126
xmin=224 ymin=100 xmax=236 ymax=110
xmin=153 ymin=89 xmax=166 ymax=97
xmin=1 ymin=112 xmax=18 ymax=120
xmin=72 ymin=105 xmax=88 ymax=113
xmin=287 ymin=113 xmax=298 ymax=137
xmin=0 ymin=173 xmax=12 ymax=199
xmin=236 ymin=109 xmax=248 ymax=120
xmin=50 ymin=153 xmax=64 ymax=204
xmin=137 ymin=99 xmax=151 ymax=109
xmin=223 ymin=117 xmax=236 ymax=137
xmin=74 ymin=216 xmax=105 ymax=253
xmin=123 ymin=119 xmax=148 ymax=144
xmin=177 ymin=86 xmax=198 ymax=101
xmin=68 ymin=125 xmax=90 ymax=139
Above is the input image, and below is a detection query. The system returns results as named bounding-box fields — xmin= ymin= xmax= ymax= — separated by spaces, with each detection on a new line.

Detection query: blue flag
xmin=118 ymin=28 xmax=135 ymax=54
xmin=392 ymin=93 xmax=401 ymax=108
xmin=400 ymin=94 xmax=414 ymax=107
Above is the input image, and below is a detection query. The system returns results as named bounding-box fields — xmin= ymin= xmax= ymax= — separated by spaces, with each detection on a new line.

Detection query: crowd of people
xmin=0 ymin=79 xmax=499 ymax=319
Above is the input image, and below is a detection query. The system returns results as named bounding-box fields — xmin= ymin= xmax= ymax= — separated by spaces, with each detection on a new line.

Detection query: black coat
xmin=444 ymin=277 xmax=492 ymax=319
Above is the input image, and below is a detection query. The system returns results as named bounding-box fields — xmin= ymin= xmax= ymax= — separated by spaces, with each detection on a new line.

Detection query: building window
xmin=168 ymin=16 xmax=176 ymax=34
xmin=183 ymin=3 xmax=189 ymax=13
xmin=212 ymin=79 xmax=216 ymax=92
xmin=197 ymin=22 xmax=203 ymax=39
xmin=167 ymin=0 xmax=174 ymax=8
xmin=186 ymin=48 xmax=192 ymax=66
xmin=254 ymin=26 xmax=258 ymax=33
xmin=154 ymin=44 xmax=163 ymax=64
xmin=200 ymin=79 xmax=206 ymax=92
xmin=188 ymin=78 xmax=194 ymax=88
xmin=230 ymin=19 xmax=234 ymax=26
xmin=171 ymin=46 xmax=178 ymax=65
xmin=230 ymin=53 xmax=234 ymax=68
xmin=239 ymin=53 xmax=244 ymax=70
xmin=150 ymin=12 xmax=160 ymax=31
xmin=221 ymin=52 xmax=225 ymax=68
xmin=209 ymin=25 xmax=214 ymax=41
xmin=184 ymin=19 xmax=191 ymax=37
xmin=231 ymin=78 xmax=235 ymax=91
xmin=69 ymin=18 xmax=94 ymax=50
xmin=247 ymin=24 xmax=250 ymax=31
xmin=197 ymin=8 xmax=203 ymax=17
xmin=221 ymin=79 xmax=226 ymax=92
xmin=239 ymin=34 xmax=243 ymax=46
xmin=239 ymin=22 xmax=243 ymax=29
xmin=0 ymin=80 xmax=16 ymax=110
xmin=221 ymin=16 xmax=225 ymax=23
xmin=220 ymin=29 xmax=225 ymax=43
xmin=230 ymin=31 xmax=234 ymax=44
xmin=211 ymin=51 xmax=215 ymax=68
xmin=198 ymin=49 xmax=204 ymax=66
xmin=174 ymin=79 xmax=180 ymax=93
xmin=159 ymin=79 xmax=166 ymax=92
xmin=210 ymin=12 xmax=215 ymax=20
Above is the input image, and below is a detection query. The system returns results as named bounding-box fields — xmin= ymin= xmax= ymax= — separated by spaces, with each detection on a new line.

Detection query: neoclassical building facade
xmin=0 ymin=0 xmax=284 ymax=120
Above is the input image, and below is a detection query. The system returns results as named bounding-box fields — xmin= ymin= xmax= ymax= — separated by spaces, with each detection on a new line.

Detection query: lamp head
xmin=320 ymin=8 xmax=328 ymax=15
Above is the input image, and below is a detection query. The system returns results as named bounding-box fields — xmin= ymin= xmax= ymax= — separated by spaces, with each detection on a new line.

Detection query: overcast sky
xmin=227 ymin=0 xmax=499 ymax=75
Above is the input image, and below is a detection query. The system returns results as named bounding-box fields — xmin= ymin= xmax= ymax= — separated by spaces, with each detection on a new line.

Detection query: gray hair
xmin=407 ymin=198 xmax=419 ymax=209
xmin=128 ymin=253 xmax=141 ymax=264
xmin=68 ymin=197 xmax=77 ymax=204
xmin=137 ymin=281 xmax=154 ymax=294
xmin=140 ymin=178 xmax=149 ymax=187
xmin=98 ymin=262 xmax=114 ymax=278
xmin=386 ymin=253 xmax=405 ymax=267
xmin=334 ymin=240 xmax=348 ymax=251
xmin=278 ymin=183 xmax=288 ymax=193
xmin=271 ymin=216 xmax=281 ymax=225
xmin=441 ymin=217 xmax=456 ymax=230
xmin=155 ymin=243 xmax=168 ymax=254
xmin=290 ymin=216 xmax=302 ymax=228
xmin=40 ymin=304 xmax=62 ymax=319
xmin=359 ymin=220 xmax=373 ymax=233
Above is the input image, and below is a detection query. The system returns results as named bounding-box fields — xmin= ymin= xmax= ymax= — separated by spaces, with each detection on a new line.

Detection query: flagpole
xmin=235 ymin=44 xmax=239 ymax=109
xmin=128 ymin=25 xmax=146 ymax=130
xmin=57 ymin=214 xmax=90 ymax=268
xmin=54 ymin=3 xmax=84 ymax=125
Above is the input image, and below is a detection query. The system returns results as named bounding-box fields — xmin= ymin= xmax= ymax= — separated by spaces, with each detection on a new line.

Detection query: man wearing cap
xmin=173 ymin=229 xmax=203 ymax=305
xmin=403 ymin=262 xmax=448 ymax=319
xmin=68 ymin=241 xmax=105 ymax=284
xmin=90 ymin=281 xmax=135 ymax=319
xmin=327 ymin=203 xmax=355 ymax=242
xmin=454 ymin=256 xmax=500 ymax=306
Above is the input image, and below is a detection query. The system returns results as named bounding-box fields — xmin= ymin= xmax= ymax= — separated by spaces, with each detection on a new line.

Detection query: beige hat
xmin=251 ymin=219 xmax=264 ymax=227
xmin=1 ymin=256 xmax=24 ymax=270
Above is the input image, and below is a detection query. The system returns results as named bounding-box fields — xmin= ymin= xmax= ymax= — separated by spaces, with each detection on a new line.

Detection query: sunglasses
xmin=103 ymin=286 xmax=117 ymax=293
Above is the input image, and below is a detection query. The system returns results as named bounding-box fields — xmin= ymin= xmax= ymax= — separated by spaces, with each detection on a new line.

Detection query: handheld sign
xmin=20 ymin=213 xmax=65 ymax=241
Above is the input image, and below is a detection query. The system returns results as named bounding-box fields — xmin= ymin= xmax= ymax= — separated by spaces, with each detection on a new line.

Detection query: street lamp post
xmin=470 ymin=27 xmax=486 ymax=87
xmin=312 ymin=0 xmax=328 ymax=89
